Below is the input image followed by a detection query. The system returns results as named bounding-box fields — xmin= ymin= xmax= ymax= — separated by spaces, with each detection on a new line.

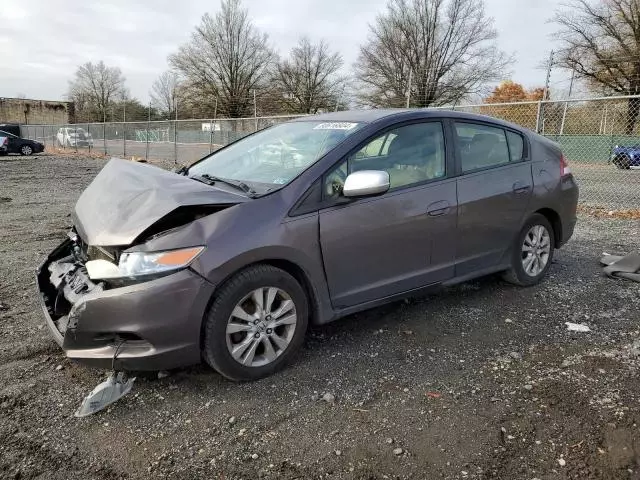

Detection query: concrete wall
xmin=0 ymin=97 xmax=73 ymax=125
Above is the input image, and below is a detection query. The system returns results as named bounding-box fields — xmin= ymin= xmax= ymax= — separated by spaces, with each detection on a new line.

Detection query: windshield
xmin=188 ymin=121 xmax=363 ymax=190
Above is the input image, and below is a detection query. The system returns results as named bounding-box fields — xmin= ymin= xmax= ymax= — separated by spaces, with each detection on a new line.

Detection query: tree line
xmin=68 ymin=0 xmax=640 ymax=134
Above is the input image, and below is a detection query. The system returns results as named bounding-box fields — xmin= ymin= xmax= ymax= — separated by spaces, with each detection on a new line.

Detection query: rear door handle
xmin=426 ymin=200 xmax=451 ymax=216
xmin=512 ymin=182 xmax=531 ymax=194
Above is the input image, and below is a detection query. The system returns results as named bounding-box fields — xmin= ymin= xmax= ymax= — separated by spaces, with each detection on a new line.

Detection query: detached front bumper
xmin=36 ymin=239 xmax=215 ymax=371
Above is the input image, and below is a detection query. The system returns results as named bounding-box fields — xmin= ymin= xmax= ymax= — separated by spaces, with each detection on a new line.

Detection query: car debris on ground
xmin=601 ymin=252 xmax=640 ymax=282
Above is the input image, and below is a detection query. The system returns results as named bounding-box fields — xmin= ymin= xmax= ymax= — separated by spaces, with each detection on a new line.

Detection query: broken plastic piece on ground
xmin=565 ymin=322 xmax=591 ymax=333
xmin=599 ymin=252 xmax=640 ymax=283
xmin=75 ymin=371 xmax=136 ymax=417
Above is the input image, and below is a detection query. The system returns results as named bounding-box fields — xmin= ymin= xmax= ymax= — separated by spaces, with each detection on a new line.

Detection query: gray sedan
xmin=36 ymin=109 xmax=579 ymax=381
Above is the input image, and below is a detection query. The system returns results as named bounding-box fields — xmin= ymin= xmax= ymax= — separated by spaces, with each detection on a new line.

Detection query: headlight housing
xmin=86 ymin=246 xmax=204 ymax=281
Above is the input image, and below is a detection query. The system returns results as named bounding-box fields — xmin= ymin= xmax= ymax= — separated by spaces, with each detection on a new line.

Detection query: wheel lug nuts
xmin=253 ymin=319 xmax=259 ymax=325
xmin=254 ymin=332 xmax=260 ymax=338
xmin=266 ymin=328 xmax=272 ymax=334
xmin=266 ymin=315 xmax=272 ymax=321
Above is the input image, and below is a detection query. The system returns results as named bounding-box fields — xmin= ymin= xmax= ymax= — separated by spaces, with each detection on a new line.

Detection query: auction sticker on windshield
xmin=313 ymin=122 xmax=358 ymax=130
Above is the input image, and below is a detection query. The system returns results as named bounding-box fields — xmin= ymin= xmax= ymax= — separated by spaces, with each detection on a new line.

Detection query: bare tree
xmin=169 ymin=0 xmax=275 ymax=118
xmin=68 ymin=61 xmax=126 ymax=122
xmin=272 ymin=37 xmax=346 ymax=114
xmin=355 ymin=0 xmax=511 ymax=108
xmin=150 ymin=71 xmax=181 ymax=118
xmin=554 ymin=0 xmax=640 ymax=134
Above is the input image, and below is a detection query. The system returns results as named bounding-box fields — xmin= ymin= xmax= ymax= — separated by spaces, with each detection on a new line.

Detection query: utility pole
xmin=145 ymin=101 xmax=151 ymax=161
xmin=560 ymin=70 xmax=576 ymax=135
xmin=543 ymin=50 xmax=554 ymax=101
xmin=406 ymin=70 xmax=413 ymax=108
xmin=122 ymin=92 xmax=127 ymax=157
xmin=335 ymin=86 xmax=345 ymax=112
xmin=537 ymin=50 xmax=554 ymax=133
xmin=102 ymin=108 xmax=106 ymax=155
xmin=173 ymin=89 xmax=178 ymax=164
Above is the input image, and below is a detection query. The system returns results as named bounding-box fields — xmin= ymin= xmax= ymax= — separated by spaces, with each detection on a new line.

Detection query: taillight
xmin=560 ymin=154 xmax=571 ymax=177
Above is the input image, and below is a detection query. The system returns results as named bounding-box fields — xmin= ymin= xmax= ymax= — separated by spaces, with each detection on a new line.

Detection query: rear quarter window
xmin=506 ymin=131 xmax=525 ymax=161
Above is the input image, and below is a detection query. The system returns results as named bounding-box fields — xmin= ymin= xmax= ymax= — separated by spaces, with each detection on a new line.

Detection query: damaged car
xmin=36 ymin=110 xmax=579 ymax=381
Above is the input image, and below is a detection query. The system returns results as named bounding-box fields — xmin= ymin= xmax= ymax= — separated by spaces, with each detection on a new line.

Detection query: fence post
xmin=87 ymin=123 xmax=91 ymax=153
xmin=123 ymin=121 xmax=127 ymax=158
xmin=254 ymin=90 xmax=258 ymax=132
xmin=209 ymin=98 xmax=218 ymax=153
xmin=103 ymin=122 xmax=107 ymax=155
xmin=42 ymin=125 xmax=45 ymax=148
xmin=74 ymin=126 xmax=78 ymax=153
xmin=173 ymin=120 xmax=178 ymax=165
xmin=535 ymin=101 xmax=542 ymax=133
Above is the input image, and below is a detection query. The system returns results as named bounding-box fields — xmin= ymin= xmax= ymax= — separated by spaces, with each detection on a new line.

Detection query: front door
xmin=453 ymin=121 xmax=533 ymax=275
xmin=319 ymin=121 xmax=457 ymax=309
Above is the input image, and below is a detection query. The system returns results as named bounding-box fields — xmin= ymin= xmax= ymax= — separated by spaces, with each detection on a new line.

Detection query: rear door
xmin=453 ymin=121 xmax=533 ymax=276
xmin=319 ymin=120 xmax=457 ymax=308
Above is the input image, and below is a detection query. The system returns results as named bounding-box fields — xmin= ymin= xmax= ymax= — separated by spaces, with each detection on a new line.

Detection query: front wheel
xmin=20 ymin=145 xmax=33 ymax=156
xmin=503 ymin=214 xmax=555 ymax=286
xmin=203 ymin=265 xmax=309 ymax=381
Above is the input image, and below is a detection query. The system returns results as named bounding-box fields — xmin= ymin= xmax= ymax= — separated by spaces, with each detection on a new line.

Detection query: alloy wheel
xmin=521 ymin=225 xmax=551 ymax=277
xmin=225 ymin=287 xmax=297 ymax=367
xmin=21 ymin=145 xmax=33 ymax=155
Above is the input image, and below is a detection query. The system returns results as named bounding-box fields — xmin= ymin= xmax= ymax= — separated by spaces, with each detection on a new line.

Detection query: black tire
xmin=20 ymin=144 xmax=33 ymax=156
xmin=613 ymin=155 xmax=630 ymax=169
xmin=203 ymin=265 xmax=309 ymax=381
xmin=503 ymin=213 xmax=555 ymax=287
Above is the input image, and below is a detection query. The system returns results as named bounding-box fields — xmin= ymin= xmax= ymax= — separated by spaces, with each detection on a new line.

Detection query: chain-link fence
xmin=21 ymin=114 xmax=305 ymax=165
xmin=439 ymin=95 xmax=640 ymax=209
xmin=20 ymin=96 xmax=640 ymax=209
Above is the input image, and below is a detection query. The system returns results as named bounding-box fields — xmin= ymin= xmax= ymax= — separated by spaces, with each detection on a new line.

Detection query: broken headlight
xmin=87 ymin=247 xmax=204 ymax=281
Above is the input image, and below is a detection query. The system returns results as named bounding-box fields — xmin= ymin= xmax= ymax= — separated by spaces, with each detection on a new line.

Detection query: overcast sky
xmin=0 ymin=0 xmax=570 ymax=102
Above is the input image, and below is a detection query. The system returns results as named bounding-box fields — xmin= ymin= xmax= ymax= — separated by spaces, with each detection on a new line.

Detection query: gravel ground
xmin=1 ymin=154 xmax=639 ymax=480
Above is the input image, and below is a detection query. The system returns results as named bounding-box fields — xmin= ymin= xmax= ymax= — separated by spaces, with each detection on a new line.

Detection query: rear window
xmin=0 ymin=125 xmax=21 ymax=137
xmin=506 ymin=131 xmax=525 ymax=161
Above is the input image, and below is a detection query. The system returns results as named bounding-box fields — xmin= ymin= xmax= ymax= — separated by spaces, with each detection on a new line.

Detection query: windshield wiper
xmin=191 ymin=174 xmax=257 ymax=197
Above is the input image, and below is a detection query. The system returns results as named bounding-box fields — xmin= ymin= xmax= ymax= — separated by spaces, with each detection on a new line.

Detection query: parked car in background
xmin=0 ymin=136 xmax=8 ymax=155
xmin=37 ymin=110 xmax=579 ymax=381
xmin=611 ymin=144 xmax=640 ymax=169
xmin=0 ymin=124 xmax=44 ymax=155
xmin=56 ymin=127 xmax=94 ymax=148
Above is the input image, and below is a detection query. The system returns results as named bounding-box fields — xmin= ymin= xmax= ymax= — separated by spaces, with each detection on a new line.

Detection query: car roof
xmin=290 ymin=109 xmax=529 ymax=133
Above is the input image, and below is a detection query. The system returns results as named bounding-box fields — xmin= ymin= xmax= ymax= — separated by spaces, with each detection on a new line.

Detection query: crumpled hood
xmin=73 ymin=158 xmax=248 ymax=246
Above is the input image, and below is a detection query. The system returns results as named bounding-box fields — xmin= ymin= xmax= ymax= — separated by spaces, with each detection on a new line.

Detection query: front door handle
xmin=426 ymin=200 xmax=451 ymax=216
xmin=513 ymin=182 xmax=531 ymax=194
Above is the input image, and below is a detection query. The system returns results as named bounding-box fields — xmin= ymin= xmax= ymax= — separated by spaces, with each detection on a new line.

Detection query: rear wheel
xmin=503 ymin=214 xmax=555 ymax=286
xmin=202 ymin=265 xmax=309 ymax=381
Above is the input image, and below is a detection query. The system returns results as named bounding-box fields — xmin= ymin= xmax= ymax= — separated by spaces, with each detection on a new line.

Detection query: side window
xmin=324 ymin=122 xmax=446 ymax=200
xmin=506 ymin=130 xmax=525 ymax=161
xmin=455 ymin=122 xmax=511 ymax=172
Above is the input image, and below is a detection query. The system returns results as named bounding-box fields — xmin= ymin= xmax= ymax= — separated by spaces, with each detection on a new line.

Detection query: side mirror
xmin=342 ymin=170 xmax=390 ymax=198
